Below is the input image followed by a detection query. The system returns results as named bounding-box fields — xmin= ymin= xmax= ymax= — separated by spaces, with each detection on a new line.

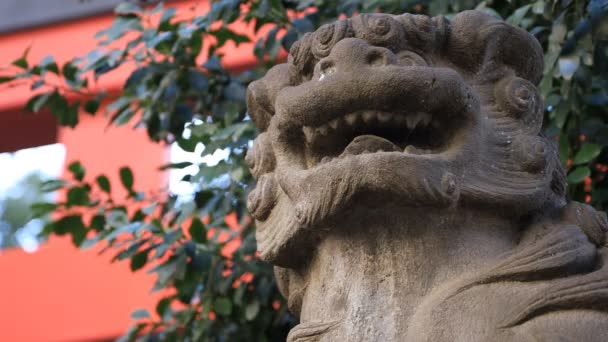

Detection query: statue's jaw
xmin=275 ymin=150 xmax=461 ymax=229
xmin=251 ymin=148 xmax=462 ymax=267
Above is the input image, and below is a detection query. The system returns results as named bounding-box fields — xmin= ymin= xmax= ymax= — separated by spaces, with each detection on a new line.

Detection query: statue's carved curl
xmin=246 ymin=10 xmax=608 ymax=342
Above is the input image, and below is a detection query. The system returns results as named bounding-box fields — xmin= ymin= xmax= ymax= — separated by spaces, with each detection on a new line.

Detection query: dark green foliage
xmin=1 ymin=0 xmax=606 ymax=340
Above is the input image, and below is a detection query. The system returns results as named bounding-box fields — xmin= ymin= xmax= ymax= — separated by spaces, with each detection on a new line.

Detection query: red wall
xmin=0 ymin=118 xmax=167 ymax=342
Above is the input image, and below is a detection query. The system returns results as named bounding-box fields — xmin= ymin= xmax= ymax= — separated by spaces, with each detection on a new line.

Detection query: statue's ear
xmin=447 ymin=10 xmax=544 ymax=85
xmin=247 ymin=63 xmax=292 ymax=132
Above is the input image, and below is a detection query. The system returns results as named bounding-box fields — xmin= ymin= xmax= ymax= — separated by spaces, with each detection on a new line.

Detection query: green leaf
xmin=532 ymin=0 xmax=545 ymax=14
xmin=156 ymin=297 xmax=172 ymax=317
xmin=115 ymin=241 xmax=148 ymax=261
xmin=107 ymin=97 xmax=130 ymax=112
xmin=130 ymin=309 xmax=150 ymax=319
xmin=558 ymin=134 xmax=570 ymax=164
xmin=47 ymin=91 xmax=77 ymax=127
xmin=0 ymin=76 xmax=15 ymax=83
xmin=567 ymin=166 xmax=591 ymax=184
xmin=71 ymin=225 xmax=88 ymax=247
xmin=84 ymin=99 xmax=100 ymax=115
xmin=506 ymin=4 xmax=531 ymax=27
xmin=190 ymin=30 xmax=203 ymax=57
xmin=110 ymin=106 xmax=135 ymax=126
xmin=159 ymin=162 xmax=193 ymax=170
xmin=203 ymin=55 xmax=222 ymax=71
xmin=62 ymin=101 xmax=80 ymax=128
xmin=281 ymin=29 xmax=299 ymax=51
xmin=214 ymin=297 xmax=232 ymax=316
xmin=230 ymin=167 xmax=244 ymax=182
xmin=47 ymin=90 xmax=68 ymax=112
xmin=142 ymin=203 xmax=157 ymax=215
xmin=68 ymin=161 xmax=86 ymax=181
xmin=53 ymin=215 xmax=87 ymax=246
xmin=124 ymin=67 xmax=150 ymax=89
xmin=187 ymin=70 xmax=208 ymax=92
xmin=96 ymin=175 xmax=111 ymax=193
xmin=97 ymin=16 xmax=143 ymax=44
xmin=119 ymin=166 xmax=134 ymax=191
xmin=30 ymin=80 xmax=45 ymax=90
xmin=189 ymin=218 xmax=207 ymax=243
xmin=106 ymin=210 xmax=130 ymax=229
xmin=292 ymin=17 xmax=314 ymax=33
xmin=573 ymin=143 xmax=601 ymax=165
xmin=80 ymin=235 xmax=102 ymax=250
xmin=90 ymin=215 xmax=106 ymax=232
xmin=177 ymin=137 xmax=198 ymax=153
xmin=149 ymin=254 xmax=184 ymax=289
xmin=30 ymin=66 xmax=42 ymax=76
xmin=12 ymin=46 xmax=31 ymax=69
xmin=40 ymin=179 xmax=66 ymax=192
xmin=160 ymin=8 xmax=177 ymax=25
xmin=115 ymin=2 xmax=142 ymax=15
xmin=150 ymin=2 xmax=164 ymax=14
xmin=39 ymin=55 xmax=59 ymax=74
xmin=30 ymin=202 xmax=58 ymax=217
xmin=25 ymin=93 xmax=52 ymax=113
xmin=209 ymin=28 xmax=250 ymax=48
xmin=131 ymin=251 xmax=148 ymax=271
xmin=62 ymin=61 xmax=78 ymax=81
xmin=116 ymin=324 xmax=146 ymax=342
xmin=66 ymin=186 xmax=90 ymax=207
xmin=191 ymin=250 xmax=212 ymax=271
xmin=12 ymin=57 xmax=28 ymax=69
xmin=145 ymin=31 xmax=173 ymax=49
xmin=245 ymin=300 xmax=260 ymax=321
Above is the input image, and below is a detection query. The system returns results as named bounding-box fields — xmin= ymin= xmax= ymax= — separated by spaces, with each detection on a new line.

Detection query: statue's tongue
xmin=339 ymin=134 xmax=400 ymax=157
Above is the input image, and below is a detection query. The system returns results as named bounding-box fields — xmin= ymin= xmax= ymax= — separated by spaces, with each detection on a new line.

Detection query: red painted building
xmin=0 ymin=1 xmax=258 ymax=340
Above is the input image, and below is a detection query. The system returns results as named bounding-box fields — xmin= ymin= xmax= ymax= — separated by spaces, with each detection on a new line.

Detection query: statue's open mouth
xmin=302 ymin=109 xmax=455 ymax=168
xmin=272 ymin=66 xmax=477 ymax=171
xmin=263 ymin=66 xmax=480 ymax=228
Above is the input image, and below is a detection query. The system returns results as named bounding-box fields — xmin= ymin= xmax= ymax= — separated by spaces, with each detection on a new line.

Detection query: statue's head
xmin=245 ymin=10 xmax=567 ymax=266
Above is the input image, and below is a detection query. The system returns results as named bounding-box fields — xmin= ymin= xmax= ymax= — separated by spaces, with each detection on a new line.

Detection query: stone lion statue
xmin=245 ymin=10 xmax=608 ymax=342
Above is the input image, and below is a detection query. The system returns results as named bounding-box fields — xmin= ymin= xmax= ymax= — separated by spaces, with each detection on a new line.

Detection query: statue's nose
xmin=313 ymin=38 xmax=397 ymax=79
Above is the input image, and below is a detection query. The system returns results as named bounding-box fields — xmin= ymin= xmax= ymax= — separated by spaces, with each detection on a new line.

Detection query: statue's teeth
xmin=320 ymin=156 xmax=332 ymax=164
xmin=394 ymin=115 xmax=406 ymax=126
xmin=345 ymin=113 xmax=358 ymax=125
xmin=329 ymin=118 xmax=340 ymax=130
xmin=303 ymin=126 xmax=315 ymax=143
xmin=362 ymin=111 xmax=376 ymax=124
xmin=419 ymin=112 xmax=432 ymax=126
xmin=378 ymin=112 xmax=392 ymax=123
xmin=317 ymin=125 xmax=329 ymax=136
xmin=406 ymin=115 xmax=419 ymax=129
xmin=404 ymin=145 xmax=421 ymax=154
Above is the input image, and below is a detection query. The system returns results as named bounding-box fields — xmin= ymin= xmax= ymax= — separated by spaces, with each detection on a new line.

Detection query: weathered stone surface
xmin=246 ymin=10 xmax=608 ymax=341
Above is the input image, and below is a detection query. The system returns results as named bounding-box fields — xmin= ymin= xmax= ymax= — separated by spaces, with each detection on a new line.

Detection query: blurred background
xmin=0 ymin=1 xmax=201 ymax=341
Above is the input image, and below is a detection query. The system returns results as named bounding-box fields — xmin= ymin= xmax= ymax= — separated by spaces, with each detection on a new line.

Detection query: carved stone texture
xmin=246 ymin=10 xmax=608 ymax=342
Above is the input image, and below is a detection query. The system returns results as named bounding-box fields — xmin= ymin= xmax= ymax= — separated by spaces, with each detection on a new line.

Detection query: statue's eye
xmin=396 ymin=51 xmax=427 ymax=67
